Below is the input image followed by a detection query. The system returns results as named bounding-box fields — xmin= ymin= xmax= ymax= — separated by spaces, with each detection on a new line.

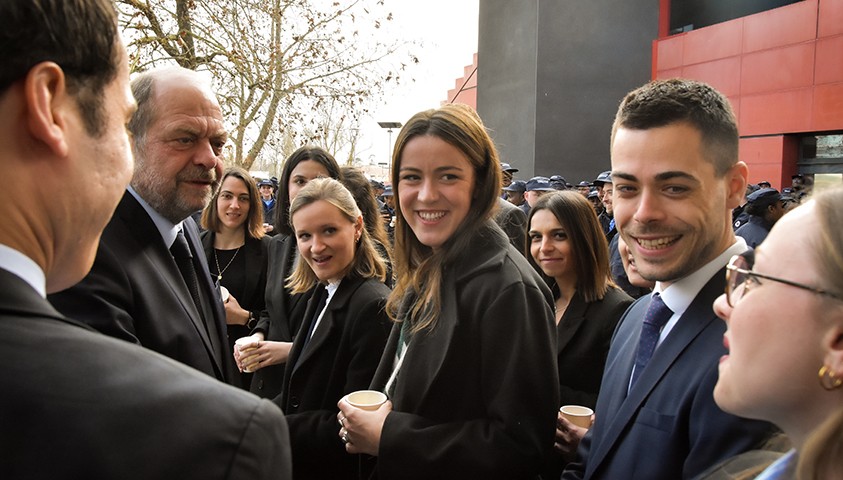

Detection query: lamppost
xmin=378 ymin=121 xmax=402 ymax=181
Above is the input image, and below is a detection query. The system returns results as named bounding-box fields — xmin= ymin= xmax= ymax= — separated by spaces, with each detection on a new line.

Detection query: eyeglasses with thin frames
xmin=725 ymin=250 xmax=843 ymax=307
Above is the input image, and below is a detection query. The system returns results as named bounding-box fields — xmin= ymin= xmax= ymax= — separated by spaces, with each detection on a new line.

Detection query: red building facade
xmin=655 ymin=0 xmax=843 ymax=188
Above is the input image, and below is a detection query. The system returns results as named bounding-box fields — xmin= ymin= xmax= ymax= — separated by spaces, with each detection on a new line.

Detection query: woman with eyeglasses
xmin=711 ymin=186 xmax=843 ymax=479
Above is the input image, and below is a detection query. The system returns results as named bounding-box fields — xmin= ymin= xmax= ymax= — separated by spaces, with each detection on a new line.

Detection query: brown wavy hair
xmin=201 ymin=167 xmax=265 ymax=240
xmin=526 ymin=191 xmax=615 ymax=302
xmin=387 ymin=104 xmax=501 ymax=333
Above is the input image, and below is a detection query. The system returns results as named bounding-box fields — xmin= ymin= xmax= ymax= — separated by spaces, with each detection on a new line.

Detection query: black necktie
xmin=303 ymin=286 xmax=328 ymax=345
xmin=170 ymin=229 xmax=205 ymax=324
xmin=294 ymin=286 xmax=328 ymax=368
xmin=630 ymin=293 xmax=673 ymax=387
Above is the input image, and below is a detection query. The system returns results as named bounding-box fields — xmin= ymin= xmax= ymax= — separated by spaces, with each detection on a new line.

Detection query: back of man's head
xmin=0 ymin=0 xmax=119 ymax=137
xmin=611 ymin=79 xmax=739 ymax=176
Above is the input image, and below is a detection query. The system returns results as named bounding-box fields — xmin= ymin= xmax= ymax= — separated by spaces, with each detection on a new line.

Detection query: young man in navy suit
xmin=563 ymin=79 xmax=775 ymax=479
xmin=0 ymin=1 xmax=291 ymax=477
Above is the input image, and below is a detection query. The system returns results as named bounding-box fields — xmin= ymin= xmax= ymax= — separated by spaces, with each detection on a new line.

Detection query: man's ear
xmin=725 ymin=161 xmax=749 ymax=210
xmin=24 ymin=62 xmax=70 ymax=158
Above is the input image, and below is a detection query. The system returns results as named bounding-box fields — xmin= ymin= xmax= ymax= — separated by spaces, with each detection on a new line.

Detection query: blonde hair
xmin=285 ymin=178 xmax=386 ymax=293
xmin=810 ymin=186 xmax=843 ymax=303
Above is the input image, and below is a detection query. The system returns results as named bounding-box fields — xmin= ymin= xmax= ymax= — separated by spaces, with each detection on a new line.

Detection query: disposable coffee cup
xmin=560 ymin=405 xmax=594 ymax=429
xmin=344 ymin=390 xmax=387 ymax=411
xmin=235 ymin=336 xmax=258 ymax=351
xmin=220 ymin=286 xmax=230 ymax=303
xmin=235 ymin=336 xmax=259 ymax=373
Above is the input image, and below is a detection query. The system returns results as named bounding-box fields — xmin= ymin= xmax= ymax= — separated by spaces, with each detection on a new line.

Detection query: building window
xmin=669 ymin=0 xmax=801 ymax=34
xmin=800 ymin=133 xmax=843 ymax=175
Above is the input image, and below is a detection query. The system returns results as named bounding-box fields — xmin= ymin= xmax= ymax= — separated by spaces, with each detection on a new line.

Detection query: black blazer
xmin=200 ymin=231 xmax=270 ymax=388
xmin=251 ymin=233 xmax=313 ymax=398
xmin=563 ymin=268 xmax=776 ymax=480
xmin=369 ymin=223 xmax=559 ymax=480
xmin=556 ymin=287 xmax=632 ymax=409
xmin=278 ymin=276 xmax=391 ymax=480
xmin=544 ymin=287 xmax=632 ymax=480
xmin=1 ymin=268 xmax=292 ymax=479
xmin=49 ymin=191 xmax=234 ymax=383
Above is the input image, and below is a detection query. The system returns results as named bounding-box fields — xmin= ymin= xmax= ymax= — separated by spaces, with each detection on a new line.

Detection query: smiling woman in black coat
xmin=336 ymin=104 xmax=559 ymax=480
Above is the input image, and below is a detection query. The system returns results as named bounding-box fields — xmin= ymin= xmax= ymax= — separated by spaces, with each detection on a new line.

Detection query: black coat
xmin=369 ymin=223 xmax=559 ymax=480
xmin=200 ymin=231 xmax=270 ymax=389
xmin=556 ymin=287 xmax=632 ymax=408
xmin=278 ymin=276 xmax=391 ymax=480
xmin=544 ymin=287 xmax=632 ymax=480
xmin=251 ymin=233 xmax=313 ymax=398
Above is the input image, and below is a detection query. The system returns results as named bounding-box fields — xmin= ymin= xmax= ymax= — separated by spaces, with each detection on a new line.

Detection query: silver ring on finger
xmin=341 ymin=431 xmax=350 ymax=445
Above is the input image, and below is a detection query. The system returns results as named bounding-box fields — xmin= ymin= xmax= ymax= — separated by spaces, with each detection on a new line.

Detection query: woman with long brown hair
xmin=336 ymin=104 xmax=558 ymax=479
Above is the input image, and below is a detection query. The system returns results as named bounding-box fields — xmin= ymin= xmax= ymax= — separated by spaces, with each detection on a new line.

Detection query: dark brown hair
xmin=201 ymin=167 xmax=265 ymax=240
xmin=611 ymin=79 xmax=738 ymax=176
xmin=527 ymin=191 xmax=615 ymax=302
xmin=0 ymin=0 xmax=119 ymax=136
xmin=274 ymin=146 xmax=343 ymax=236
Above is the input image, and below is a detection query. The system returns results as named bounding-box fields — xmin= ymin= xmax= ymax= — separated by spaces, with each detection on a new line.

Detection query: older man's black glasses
xmin=725 ymin=250 xmax=843 ymax=307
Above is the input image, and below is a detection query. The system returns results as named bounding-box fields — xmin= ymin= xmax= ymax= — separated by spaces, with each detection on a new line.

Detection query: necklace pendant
xmin=217 ymin=274 xmax=222 ymax=281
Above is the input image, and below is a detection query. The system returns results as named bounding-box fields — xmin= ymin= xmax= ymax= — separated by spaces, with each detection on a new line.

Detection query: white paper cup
xmin=220 ymin=286 xmax=230 ymax=303
xmin=235 ymin=336 xmax=259 ymax=373
xmin=560 ymin=405 xmax=594 ymax=429
xmin=344 ymin=390 xmax=387 ymax=411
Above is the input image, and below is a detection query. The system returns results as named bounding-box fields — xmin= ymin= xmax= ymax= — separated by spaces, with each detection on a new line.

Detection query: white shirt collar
xmin=656 ymin=236 xmax=748 ymax=342
xmin=0 ymin=243 xmax=47 ymax=297
xmin=127 ymin=186 xmax=183 ymax=248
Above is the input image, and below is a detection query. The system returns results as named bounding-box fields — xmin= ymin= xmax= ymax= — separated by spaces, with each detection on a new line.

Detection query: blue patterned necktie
xmin=630 ymin=293 xmax=673 ymax=386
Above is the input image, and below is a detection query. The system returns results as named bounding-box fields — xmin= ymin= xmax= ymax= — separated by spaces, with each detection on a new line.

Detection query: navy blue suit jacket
xmin=563 ymin=267 xmax=775 ymax=479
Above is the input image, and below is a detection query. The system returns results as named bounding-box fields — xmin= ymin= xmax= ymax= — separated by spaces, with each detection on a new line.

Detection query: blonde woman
xmin=712 ymin=186 xmax=843 ymax=479
xmin=274 ymin=177 xmax=391 ymax=480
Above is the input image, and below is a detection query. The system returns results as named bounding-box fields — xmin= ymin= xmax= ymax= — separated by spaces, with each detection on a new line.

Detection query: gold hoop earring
xmin=819 ymin=365 xmax=843 ymax=391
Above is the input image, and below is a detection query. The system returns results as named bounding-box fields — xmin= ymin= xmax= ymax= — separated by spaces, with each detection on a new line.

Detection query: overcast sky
xmin=354 ymin=0 xmax=479 ymax=169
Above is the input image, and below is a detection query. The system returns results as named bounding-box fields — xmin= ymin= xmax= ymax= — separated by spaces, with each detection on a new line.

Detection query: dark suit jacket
xmin=556 ymin=287 xmax=632 ymax=409
xmin=48 ymin=191 xmax=234 ymax=383
xmin=0 ymin=268 xmax=292 ymax=479
xmin=200 ymin=231 xmax=271 ymax=388
xmin=251 ymin=233 xmax=313 ymax=398
xmin=494 ymin=196 xmax=528 ymax=253
xmin=544 ymin=287 xmax=632 ymax=480
xmin=278 ymin=276 xmax=391 ymax=480
xmin=370 ymin=223 xmax=559 ymax=480
xmin=563 ymin=268 xmax=775 ymax=480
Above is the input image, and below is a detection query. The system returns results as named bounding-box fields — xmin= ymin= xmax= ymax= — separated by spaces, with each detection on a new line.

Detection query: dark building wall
xmin=477 ymin=1 xmax=538 ymax=175
xmin=478 ymin=0 xmax=658 ymax=180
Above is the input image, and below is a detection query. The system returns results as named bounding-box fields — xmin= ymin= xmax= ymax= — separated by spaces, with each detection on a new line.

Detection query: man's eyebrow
xmin=611 ymin=171 xmax=636 ymax=182
xmin=611 ymin=171 xmax=700 ymax=184
xmin=655 ymin=171 xmax=700 ymax=184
